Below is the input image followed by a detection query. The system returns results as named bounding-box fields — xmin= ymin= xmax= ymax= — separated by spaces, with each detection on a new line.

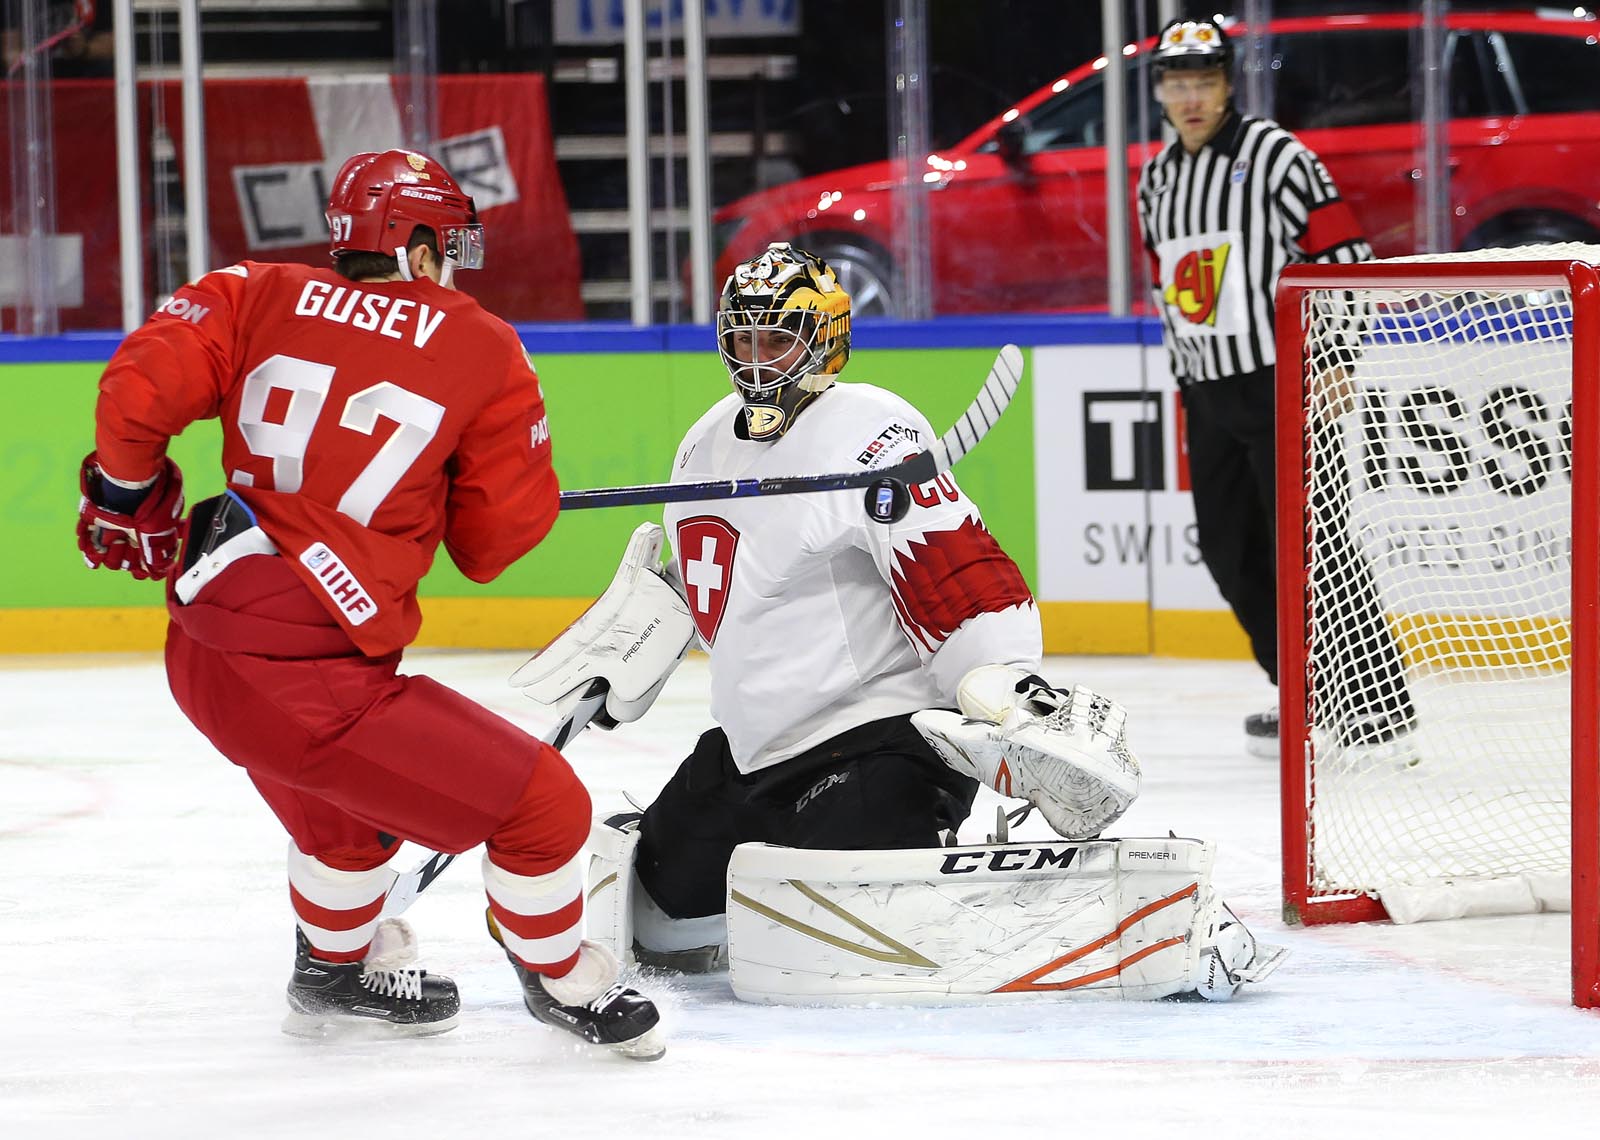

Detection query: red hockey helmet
xmin=324 ymin=149 xmax=485 ymax=275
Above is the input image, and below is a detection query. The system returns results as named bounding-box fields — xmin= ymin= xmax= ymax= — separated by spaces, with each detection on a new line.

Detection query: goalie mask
xmin=325 ymin=149 xmax=485 ymax=285
xmin=717 ymin=242 xmax=851 ymax=441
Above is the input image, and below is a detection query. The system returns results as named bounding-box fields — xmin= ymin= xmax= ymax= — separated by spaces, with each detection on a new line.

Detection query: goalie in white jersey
xmin=515 ymin=244 xmax=1279 ymax=1000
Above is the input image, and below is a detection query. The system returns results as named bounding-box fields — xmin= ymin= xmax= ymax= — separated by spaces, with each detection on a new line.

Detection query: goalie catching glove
xmin=912 ymin=665 xmax=1140 ymax=840
xmin=510 ymin=522 xmax=696 ymax=728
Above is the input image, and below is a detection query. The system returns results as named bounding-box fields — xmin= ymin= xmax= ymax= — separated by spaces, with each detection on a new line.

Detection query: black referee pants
xmin=635 ymin=713 xmax=978 ymax=921
xmin=1180 ymin=367 xmax=1413 ymax=726
xmin=1181 ymin=367 xmax=1280 ymax=682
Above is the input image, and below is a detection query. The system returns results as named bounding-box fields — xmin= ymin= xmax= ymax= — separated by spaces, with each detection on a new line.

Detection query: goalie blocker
xmin=585 ymin=821 xmax=1284 ymax=1003
xmin=511 ymin=522 xmax=696 ymax=726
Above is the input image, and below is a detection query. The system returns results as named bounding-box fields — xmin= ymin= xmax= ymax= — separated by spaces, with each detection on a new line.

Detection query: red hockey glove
xmin=76 ymin=453 xmax=186 ymax=581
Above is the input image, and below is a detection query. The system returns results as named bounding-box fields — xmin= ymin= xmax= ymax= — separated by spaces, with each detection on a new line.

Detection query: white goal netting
xmin=1294 ymin=243 xmax=1600 ymax=922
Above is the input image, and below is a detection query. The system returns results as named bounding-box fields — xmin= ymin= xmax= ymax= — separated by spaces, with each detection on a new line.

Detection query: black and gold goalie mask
xmin=717 ymin=242 xmax=852 ymax=441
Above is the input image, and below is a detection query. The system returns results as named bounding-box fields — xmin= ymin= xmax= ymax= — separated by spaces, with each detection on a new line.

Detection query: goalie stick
xmin=377 ymin=680 xmax=609 ymax=918
xmin=556 ymin=343 xmax=1024 ymax=523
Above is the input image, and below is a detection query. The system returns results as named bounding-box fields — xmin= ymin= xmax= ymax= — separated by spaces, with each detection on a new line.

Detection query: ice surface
xmin=5 ymin=651 xmax=1600 ymax=1138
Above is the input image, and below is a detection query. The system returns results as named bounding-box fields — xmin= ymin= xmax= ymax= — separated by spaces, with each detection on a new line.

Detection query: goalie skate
xmin=283 ymin=919 xmax=460 ymax=1038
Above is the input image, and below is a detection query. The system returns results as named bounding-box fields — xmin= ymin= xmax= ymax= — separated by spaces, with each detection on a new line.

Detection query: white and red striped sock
xmin=482 ymin=852 xmax=584 ymax=978
xmin=287 ymin=844 xmax=394 ymax=964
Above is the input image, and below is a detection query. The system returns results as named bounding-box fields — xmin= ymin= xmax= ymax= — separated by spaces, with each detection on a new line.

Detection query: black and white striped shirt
xmin=1136 ymin=111 xmax=1371 ymax=384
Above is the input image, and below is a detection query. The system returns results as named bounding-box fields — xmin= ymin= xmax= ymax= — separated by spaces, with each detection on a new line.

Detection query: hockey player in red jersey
xmin=75 ymin=148 xmax=663 ymax=1059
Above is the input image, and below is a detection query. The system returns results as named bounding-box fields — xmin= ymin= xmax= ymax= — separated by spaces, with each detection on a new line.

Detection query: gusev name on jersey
xmin=663 ymin=382 xmax=1041 ymax=772
xmin=93 ymin=260 xmax=559 ymax=656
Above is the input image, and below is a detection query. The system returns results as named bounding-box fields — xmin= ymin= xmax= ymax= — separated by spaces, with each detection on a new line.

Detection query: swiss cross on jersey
xmin=676 ymin=515 xmax=739 ymax=645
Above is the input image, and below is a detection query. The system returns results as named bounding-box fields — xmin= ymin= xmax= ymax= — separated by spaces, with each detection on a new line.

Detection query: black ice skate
xmin=1334 ymin=707 xmax=1422 ymax=771
xmin=283 ymin=919 xmax=460 ymax=1038
xmin=1338 ymin=708 xmax=1417 ymax=750
xmin=1244 ymin=704 xmax=1279 ymax=759
xmin=488 ymin=909 xmax=665 ymax=1060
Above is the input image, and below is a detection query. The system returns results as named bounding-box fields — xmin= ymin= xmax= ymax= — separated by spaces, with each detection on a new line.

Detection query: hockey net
xmin=1275 ymin=243 xmax=1600 ymax=1006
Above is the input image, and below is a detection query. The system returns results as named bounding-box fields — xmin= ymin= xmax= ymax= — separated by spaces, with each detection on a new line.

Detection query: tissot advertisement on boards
xmin=1031 ymin=344 xmax=1223 ymax=616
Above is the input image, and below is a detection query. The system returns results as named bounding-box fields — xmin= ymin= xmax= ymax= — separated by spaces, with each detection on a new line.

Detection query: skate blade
xmin=611 ymin=1025 xmax=666 ymax=1062
xmin=281 ymin=1010 xmax=460 ymax=1040
xmin=1239 ymin=942 xmax=1289 ymax=984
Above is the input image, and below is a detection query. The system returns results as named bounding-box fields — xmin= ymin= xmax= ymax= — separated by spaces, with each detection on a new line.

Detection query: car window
xmin=1273 ymin=28 xmax=1414 ymax=129
xmin=978 ymin=65 xmax=1162 ymax=154
xmin=1494 ymin=31 xmax=1600 ymax=114
xmin=1271 ymin=27 xmax=1492 ymax=130
xmin=1448 ymin=33 xmax=1499 ymax=119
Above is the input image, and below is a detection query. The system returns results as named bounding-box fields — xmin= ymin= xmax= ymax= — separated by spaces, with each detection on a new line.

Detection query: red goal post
xmin=1274 ymin=245 xmax=1600 ymax=1007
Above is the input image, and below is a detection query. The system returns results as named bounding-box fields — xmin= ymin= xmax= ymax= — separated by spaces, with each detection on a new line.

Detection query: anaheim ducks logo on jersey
xmin=676 ymin=515 xmax=740 ymax=645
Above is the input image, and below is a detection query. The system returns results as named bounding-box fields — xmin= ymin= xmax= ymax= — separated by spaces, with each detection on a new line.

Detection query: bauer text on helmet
xmin=716 ymin=242 xmax=852 ymax=442
xmin=324 ymin=149 xmax=486 ymax=282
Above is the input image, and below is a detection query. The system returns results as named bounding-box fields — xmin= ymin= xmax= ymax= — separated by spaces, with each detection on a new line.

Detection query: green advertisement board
xmin=1 ymin=347 xmax=1036 ymax=643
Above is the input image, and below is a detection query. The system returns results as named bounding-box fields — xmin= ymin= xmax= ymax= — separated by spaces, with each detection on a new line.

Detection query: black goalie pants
xmin=635 ymin=712 xmax=979 ymax=921
xmin=1181 ymin=366 xmax=1414 ymax=722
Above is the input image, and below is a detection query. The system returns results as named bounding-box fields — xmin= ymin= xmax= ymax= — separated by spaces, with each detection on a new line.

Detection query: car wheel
xmin=803 ymin=238 xmax=899 ymax=317
xmin=1462 ymin=210 xmax=1600 ymax=251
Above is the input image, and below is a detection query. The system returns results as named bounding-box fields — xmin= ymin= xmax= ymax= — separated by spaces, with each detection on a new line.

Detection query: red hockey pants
xmin=164 ymin=555 xmax=587 ymax=875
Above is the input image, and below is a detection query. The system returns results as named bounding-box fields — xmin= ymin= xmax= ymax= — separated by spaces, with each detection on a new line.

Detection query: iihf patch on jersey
xmin=299 ymin=542 xmax=377 ymax=625
xmin=1230 ymin=158 xmax=1250 ymax=184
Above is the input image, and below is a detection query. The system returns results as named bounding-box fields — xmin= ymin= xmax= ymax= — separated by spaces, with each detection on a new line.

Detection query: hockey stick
xmin=556 ymin=343 xmax=1024 ymax=522
xmin=378 ymin=679 xmax=610 ymax=918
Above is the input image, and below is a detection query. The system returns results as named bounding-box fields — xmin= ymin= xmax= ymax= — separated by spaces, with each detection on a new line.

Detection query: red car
xmin=711 ymin=9 xmax=1600 ymax=316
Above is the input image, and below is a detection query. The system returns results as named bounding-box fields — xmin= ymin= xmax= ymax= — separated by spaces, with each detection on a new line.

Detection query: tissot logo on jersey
xmin=298 ymin=542 xmax=376 ymax=625
xmin=292 ymin=280 xmax=447 ymax=348
xmin=675 ymin=516 xmax=739 ymax=645
xmin=855 ymin=422 xmax=922 ymax=467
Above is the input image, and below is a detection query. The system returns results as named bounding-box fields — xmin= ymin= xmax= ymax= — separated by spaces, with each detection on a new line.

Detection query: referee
xmin=1136 ymin=18 xmax=1416 ymax=758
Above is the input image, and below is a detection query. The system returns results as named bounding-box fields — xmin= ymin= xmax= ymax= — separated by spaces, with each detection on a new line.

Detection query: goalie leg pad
xmin=633 ymin=884 xmax=728 ymax=973
xmin=585 ymin=811 xmax=728 ymax=972
xmin=726 ymin=837 xmax=1274 ymax=1004
xmin=584 ymin=813 xmax=643 ymax=964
